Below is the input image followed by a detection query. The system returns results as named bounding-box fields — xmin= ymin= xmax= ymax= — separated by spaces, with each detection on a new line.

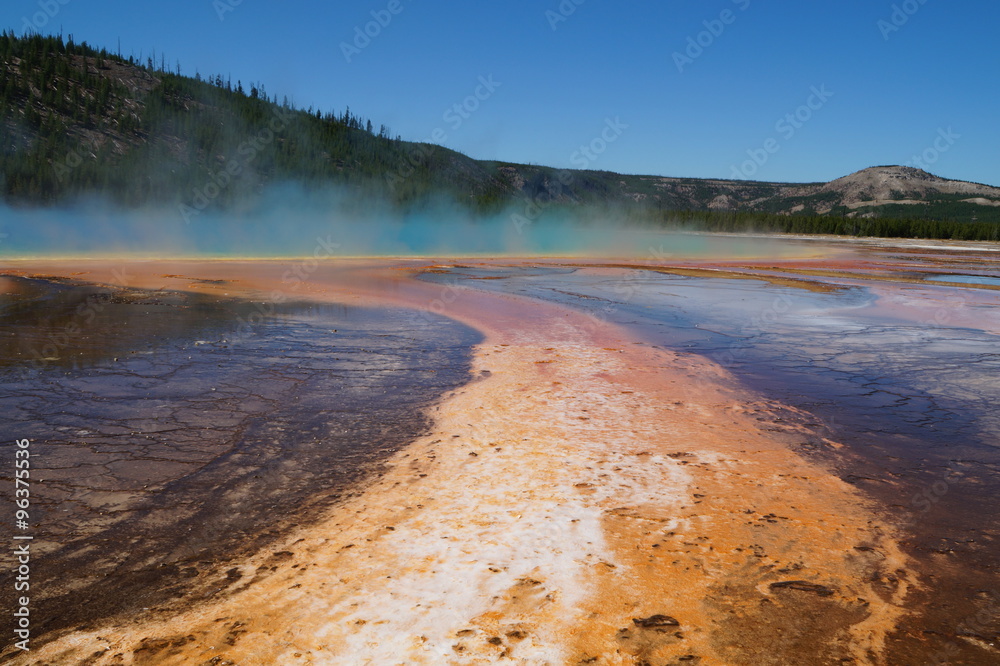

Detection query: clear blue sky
xmin=5 ymin=0 xmax=999 ymax=185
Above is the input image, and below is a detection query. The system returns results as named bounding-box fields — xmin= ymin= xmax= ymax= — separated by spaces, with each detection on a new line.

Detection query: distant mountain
xmin=3 ymin=32 xmax=1000 ymax=235
xmin=585 ymin=168 xmax=1000 ymax=222
xmin=757 ymin=166 xmax=1000 ymax=220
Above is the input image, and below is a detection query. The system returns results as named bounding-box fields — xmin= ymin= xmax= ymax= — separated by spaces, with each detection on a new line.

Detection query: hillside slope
xmin=2 ymin=33 xmax=999 ymax=227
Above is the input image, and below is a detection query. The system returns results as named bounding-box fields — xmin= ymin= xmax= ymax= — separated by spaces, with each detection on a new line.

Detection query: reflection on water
xmin=0 ymin=276 xmax=481 ymax=639
xmin=925 ymin=273 xmax=1000 ymax=286
xmin=421 ymin=264 xmax=1000 ymax=658
xmin=0 ymin=276 xmax=309 ymax=371
xmin=423 ymin=266 xmax=1000 ymax=449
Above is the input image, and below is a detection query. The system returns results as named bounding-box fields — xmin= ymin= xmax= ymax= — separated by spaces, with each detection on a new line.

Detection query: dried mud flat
xmin=20 ymin=250 xmax=1000 ymax=663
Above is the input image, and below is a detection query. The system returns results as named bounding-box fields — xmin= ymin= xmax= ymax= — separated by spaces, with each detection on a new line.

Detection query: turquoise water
xmin=0 ymin=204 xmax=814 ymax=258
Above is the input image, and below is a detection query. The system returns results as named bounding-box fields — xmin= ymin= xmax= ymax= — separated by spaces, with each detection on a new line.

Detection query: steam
xmin=0 ymin=185 xmax=791 ymax=259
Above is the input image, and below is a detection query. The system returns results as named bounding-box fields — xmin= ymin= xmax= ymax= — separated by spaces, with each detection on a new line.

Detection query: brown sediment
xmin=551 ymin=257 xmax=999 ymax=293
xmin=731 ymin=266 xmax=1000 ymax=291
xmin=573 ymin=264 xmax=845 ymax=293
xmin=5 ymin=259 xmax=915 ymax=664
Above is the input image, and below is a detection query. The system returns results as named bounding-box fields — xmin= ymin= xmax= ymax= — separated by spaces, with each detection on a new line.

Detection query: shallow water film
xmin=0 ymin=275 xmax=480 ymax=639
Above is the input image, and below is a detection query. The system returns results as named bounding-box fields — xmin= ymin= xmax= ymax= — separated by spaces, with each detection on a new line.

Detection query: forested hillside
xmin=2 ymin=32 xmax=999 ymax=240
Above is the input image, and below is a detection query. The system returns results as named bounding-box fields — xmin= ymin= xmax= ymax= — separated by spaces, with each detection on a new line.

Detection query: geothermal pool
xmin=1 ymin=240 xmax=999 ymax=664
xmin=421 ymin=257 xmax=1000 ymax=662
xmin=0 ymin=277 xmax=480 ymax=642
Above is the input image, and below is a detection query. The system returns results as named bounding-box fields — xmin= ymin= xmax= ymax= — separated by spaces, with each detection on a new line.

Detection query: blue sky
xmin=5 ymin=0 xmax=999 ymax=185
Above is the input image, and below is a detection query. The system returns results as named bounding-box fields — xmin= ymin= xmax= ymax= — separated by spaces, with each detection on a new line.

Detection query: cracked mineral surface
xmin=1 ymin=241 xmax=998 ymax=664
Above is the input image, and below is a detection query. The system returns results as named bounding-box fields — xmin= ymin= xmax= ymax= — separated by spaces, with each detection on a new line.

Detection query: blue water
xmin=926 ymin=273 xmax=1000 ymax=286
xmin=420 ymin=266 xmax=1000 ymax=544
xmin=0 ymin=276 xmax=482 ymax=634
xmin=423 ymin=265 xmax=1000 ymax=445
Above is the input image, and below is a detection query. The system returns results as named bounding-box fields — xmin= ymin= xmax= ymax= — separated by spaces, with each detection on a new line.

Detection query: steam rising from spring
xmin=0 ymin=185 xmax=798 ymax=259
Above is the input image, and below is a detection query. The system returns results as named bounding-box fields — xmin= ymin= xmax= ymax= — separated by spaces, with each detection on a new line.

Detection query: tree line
xmin=2 ymin=32 xmax=998 ymax=242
